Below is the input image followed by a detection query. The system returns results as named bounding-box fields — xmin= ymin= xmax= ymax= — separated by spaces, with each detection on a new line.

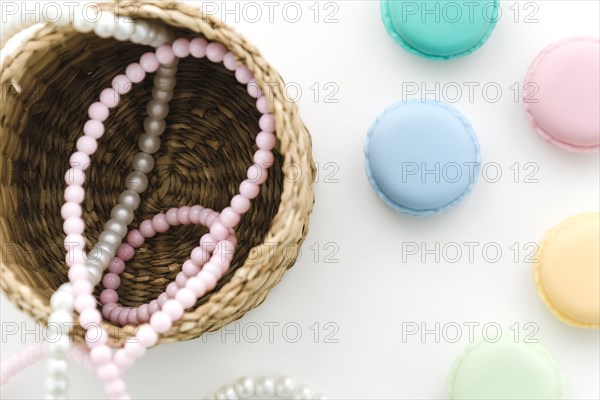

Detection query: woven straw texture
xmin=0 ymin=1 xmax=315 ymax=346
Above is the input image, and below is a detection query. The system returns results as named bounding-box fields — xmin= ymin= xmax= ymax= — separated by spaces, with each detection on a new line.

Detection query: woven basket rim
xmin=0 ymin=0 xmax=315 ymax=346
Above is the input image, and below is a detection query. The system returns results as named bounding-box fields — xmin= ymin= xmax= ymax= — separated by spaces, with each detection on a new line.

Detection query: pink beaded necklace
xmin=60 ymin=38 xmax=276 ymax=400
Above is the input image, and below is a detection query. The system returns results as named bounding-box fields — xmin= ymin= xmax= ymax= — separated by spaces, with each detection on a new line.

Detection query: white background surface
xmin=1 ymin=0 xmax=599 ymax=398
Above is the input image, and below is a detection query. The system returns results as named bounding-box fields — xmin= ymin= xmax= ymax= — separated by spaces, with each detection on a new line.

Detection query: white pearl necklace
xmin=205 ymin=376 xmax=328 ymax=400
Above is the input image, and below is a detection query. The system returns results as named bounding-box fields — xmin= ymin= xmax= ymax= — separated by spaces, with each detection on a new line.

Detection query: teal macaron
xmin=381 ymin=0 xmax=499 ymax=60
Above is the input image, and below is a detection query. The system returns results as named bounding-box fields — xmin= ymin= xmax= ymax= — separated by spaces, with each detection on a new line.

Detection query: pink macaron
xmin=524 ymin=36 xmax=600 ymax=152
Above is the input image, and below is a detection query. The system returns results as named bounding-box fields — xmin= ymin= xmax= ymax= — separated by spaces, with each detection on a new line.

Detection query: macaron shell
xmin=364 ymin=101 xmax=480 ymax=216
xmin=534 ymin=213 xmax=600 ymax=328
xmin=381 ymin=0 xmax=499 ymax=59
xmin=448 ymin=337 xmax=564 ymax=399
xmin=524 ymin=37 xmax=600 ymax=152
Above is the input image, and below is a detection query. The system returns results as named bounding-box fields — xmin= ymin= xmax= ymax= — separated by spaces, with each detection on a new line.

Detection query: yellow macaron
xmin=533 ymin=213 xmax=600 ymax=328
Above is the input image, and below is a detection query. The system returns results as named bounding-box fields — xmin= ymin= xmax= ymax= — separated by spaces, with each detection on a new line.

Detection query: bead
xmin=136 ymin=325 xmax=158 ymax=348
xmin=256 ymin=96 xmax=270 ymax=114
xmin=185 ymin=277 xmax=207 ymax=297
xmin=119 ymin=190 xmax=141 ymax=210
xmin=166 ymin=282 xmax=179 ymax=298
xmin=113 ymin=17 xmax=135 ymax=41
xmin=275 ymin=376 xmax=296 ymax=397
xmin=118 ymin=243 xmax=135 ymax=261
xmin=73 ymin=9 xmax=96 ymax=33
xmin=69 ymin=151 xmax=91 ymax=170
xmin=63 ymin=217 xmax=84 ymax=234
xmin=74 ymin=294 xmax=96 ymax=313
xmin=127 ymin=309 xmax=138 ymax=325
xmin=175 ymin=288 xmax=196 ymax=309
xmin=254 ymin=150 xmax=274 ymax=167
xmin=126 ymin=171 xmax=149 ymax=193
xmin=239 ymin=180 xmax=260 ymax=199
xmin=146 ymin=100 xmax=169 ymax=120
xmin=47 ymin=336 xmax=70 ymax=357
xmin=182 ymin=260 xmax=200 ymax=277
xmin=47 ymin=359 xmax=68 ymax=377
xmin=206 ymin=42 xmax=227 ymax=63
xmin=45 ymin=376 xmax=69 ymax=395
xmin=210 ymin=222 xmax=229 ymax=241
xmin=166 ymin=208 xmax=180 ymax=225
xmin=124 ymin=341 xmax=145 ymax=359
xmin=64 ymin=184 xmax=85 ymax=203
xmin=98 ymin=230 xmax=121 ymax=249
xmin=198 ymin=271 xmax=217 ymax=291
xmin=83 ymin=120 xmax=104 ymax=139
xmin=150 ymin=25 xmax=169 ymax=47
xmin=80 ymin=307 xmax=103 ymax=327
xmin=109 ymin=258 xmax=126 ymax=274
xmin=100 ymin=88 xmax=120 ymax=109
xmin=205 ymin=212 xmax=220 ymax=228
xmin=190 ymin=37 xmax=208 ymax=58
xmin=90 ymin=346 xmax=112 ymax=366
xmin=76 ymin=135 xmax=97 ymax=155
xmin=87 ymin=326 xmax=108 ymax=350
xmin=89 ymin=102 xmax=109 ymax=122
xmin=176 ymin=206 xmax=191 ymax=224
xmin=94 ymin=13 xmax=117 ymax=38
xmin=235 ymin=66 xmax=253 ymax=84
xmin=175 ymin=272 xmax=187 ymax=287
xmin=152 ymin=87 xmax=174 ymax=103
xmin=113 ymin=350 xmax=134 ymax=370
xmin=223 ymin=52 xmax=237 ymax=71
xmin=104 ymin=218 xmax=127 ymax=239
xmin=157 ymin=292 xmax=169 ymax=307
xmin=48 ymin=310 xmax=73 ymax=329
xmin=172 ymin=38 xmax=190 ymax=57
xmin=231 ymin=195 xmax=251 ymax=214
xmin=93 ymin=242 xmax=116 ymax=264
xmin=151 ymin=214 xmax=169 ymax=233
xmin=137 ymin=304 xmax=150 ymax=323
xmin=157 ymin=65 xmax=178 ymax=78
xmin=215 ymin=385 xmax=238 ymax=400
xmin=112 ymin=74 xmax=132 ymax=95
xmin=130 ymin=20 xmax=150 ymax=44
xmin=234 ymin=377 xmax=255 ymax=398
xmin=138 ymin=133 xmax=161 ymax=154
xmin=162 ymin=300 xmax=184 ymax=321
xmin=154 ymin=75 xmax=176 ymax=91
xmin=127 ymin=230 xmax=145 ymax=248
xmin=140 ymin=52 xmax=160 ymax=73
xmin=111 ymin=204 xmax=134 ymax=225
xmin=102 ymin=303 xmax=117 ymax=318
xmin=293 ymin=385 xmax=312 ymax=399
xmin=61 ymin=202 xmax=82 ymax=219
xmin=155 ymin=44 xmax=175 ymax=65
xmin=70 ymin=275 xmax=92 ymax=294
xmin=139 ymin=220 xmax=156 ymax=238
xmin=148 ymin=300 xmax=160 ymax=315
xmin=109 ymin=307 xmax=122 ymax=323
xmin=247 ymin=165 xmax=268 ymax=185
xmin=256 ymin=131 xmax=276 ymax=151
xmin=118 ymin=309 xmax=130 ymax=326
xmin=96 ymin=363 xmax=119 ymax=381
xmin=125 ymin=63 xmax=146 ymax=83
xmin=259 ymin=114 xmax=276 ymax=133
xmin=101 ymin=288 xmax=119 ymax=303
xmin=188 ymin=205 xmax=204 ymax=224
xmin=247 ymin=79 xmax=262 ymax=98
xmin=255 ymin=377 xmax=276 ymax=397
xmin=150 ymin=311 xmax=172 ymax=333
xmin=104 ymin=378 xmax=125 ymax=398
xmin=50 ymin=291 xmax=74 ymax=311
xmin=191 ymin=246 xmax=209 ymax=266
xmin=198 ymin=208 xmax=213 ymax=225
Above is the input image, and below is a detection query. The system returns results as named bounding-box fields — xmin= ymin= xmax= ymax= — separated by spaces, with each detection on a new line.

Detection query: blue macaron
xmin=364 ymin=101 xmax=481 ymax=216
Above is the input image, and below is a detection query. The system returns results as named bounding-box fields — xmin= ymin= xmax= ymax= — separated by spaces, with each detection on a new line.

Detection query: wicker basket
xmin=0 ymin=1 xmax=315 ymax=346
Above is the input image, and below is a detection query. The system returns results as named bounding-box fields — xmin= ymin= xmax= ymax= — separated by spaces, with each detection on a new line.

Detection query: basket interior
xmin=0 ymin=26 xmax=283 ymax=312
